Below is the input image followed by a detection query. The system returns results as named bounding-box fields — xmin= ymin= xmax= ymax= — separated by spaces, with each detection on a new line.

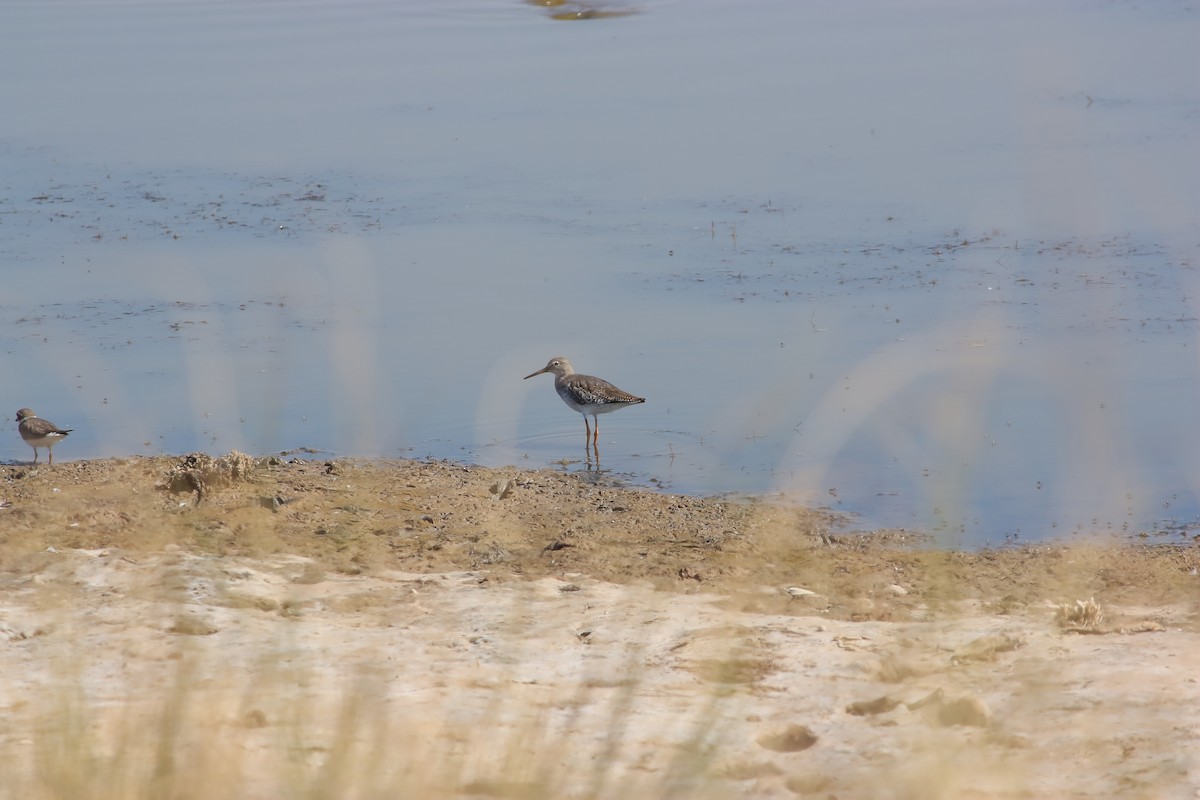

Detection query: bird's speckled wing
xmin=559 ymin=374 xmax=644 ymax=406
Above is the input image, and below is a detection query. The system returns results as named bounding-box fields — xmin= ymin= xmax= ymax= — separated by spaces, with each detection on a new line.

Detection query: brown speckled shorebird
xmin=15 ymin=408 xmax=73 ymax=465
xmin=524 ymin=357 xmax=645 ymax=444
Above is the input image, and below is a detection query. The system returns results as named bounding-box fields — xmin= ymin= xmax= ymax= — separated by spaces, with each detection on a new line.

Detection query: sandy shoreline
xmin=1 ymin=455 xmax=1198 ymax=797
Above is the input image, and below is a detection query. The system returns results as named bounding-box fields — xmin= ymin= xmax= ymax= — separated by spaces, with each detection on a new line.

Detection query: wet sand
xmin=1 ymin=455 xmax=1198 ymax=798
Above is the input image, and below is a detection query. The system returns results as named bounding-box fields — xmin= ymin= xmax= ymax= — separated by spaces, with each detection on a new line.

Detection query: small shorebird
xmin=15 ymin=408 xmax=73 ymax=465
xmin=524 ymin=357 xmax=645 ymax=444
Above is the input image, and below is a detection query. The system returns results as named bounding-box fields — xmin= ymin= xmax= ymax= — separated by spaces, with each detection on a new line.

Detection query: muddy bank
xmin=3 ymin=455 xmax=1197 ymax=615
xmin=1 ymin=455 xmax=1198 ymax=798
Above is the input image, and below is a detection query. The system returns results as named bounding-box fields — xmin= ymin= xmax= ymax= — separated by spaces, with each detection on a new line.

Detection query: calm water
xmin=3 ymin=0 xmax=1199 ymax=547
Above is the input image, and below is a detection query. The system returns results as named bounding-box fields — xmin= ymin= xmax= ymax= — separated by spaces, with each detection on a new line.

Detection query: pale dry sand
xmin=1 ymin=456 xmax=1197 ymax=798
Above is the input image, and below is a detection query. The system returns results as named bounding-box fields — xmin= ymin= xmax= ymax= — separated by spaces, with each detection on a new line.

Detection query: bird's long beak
xmin=523 ymin=367 xmax=548 ymax=380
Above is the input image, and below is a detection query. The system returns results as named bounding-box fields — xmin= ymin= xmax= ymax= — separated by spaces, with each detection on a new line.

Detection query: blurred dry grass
xmin=0 ymin=563 xmax=775 ymax=799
